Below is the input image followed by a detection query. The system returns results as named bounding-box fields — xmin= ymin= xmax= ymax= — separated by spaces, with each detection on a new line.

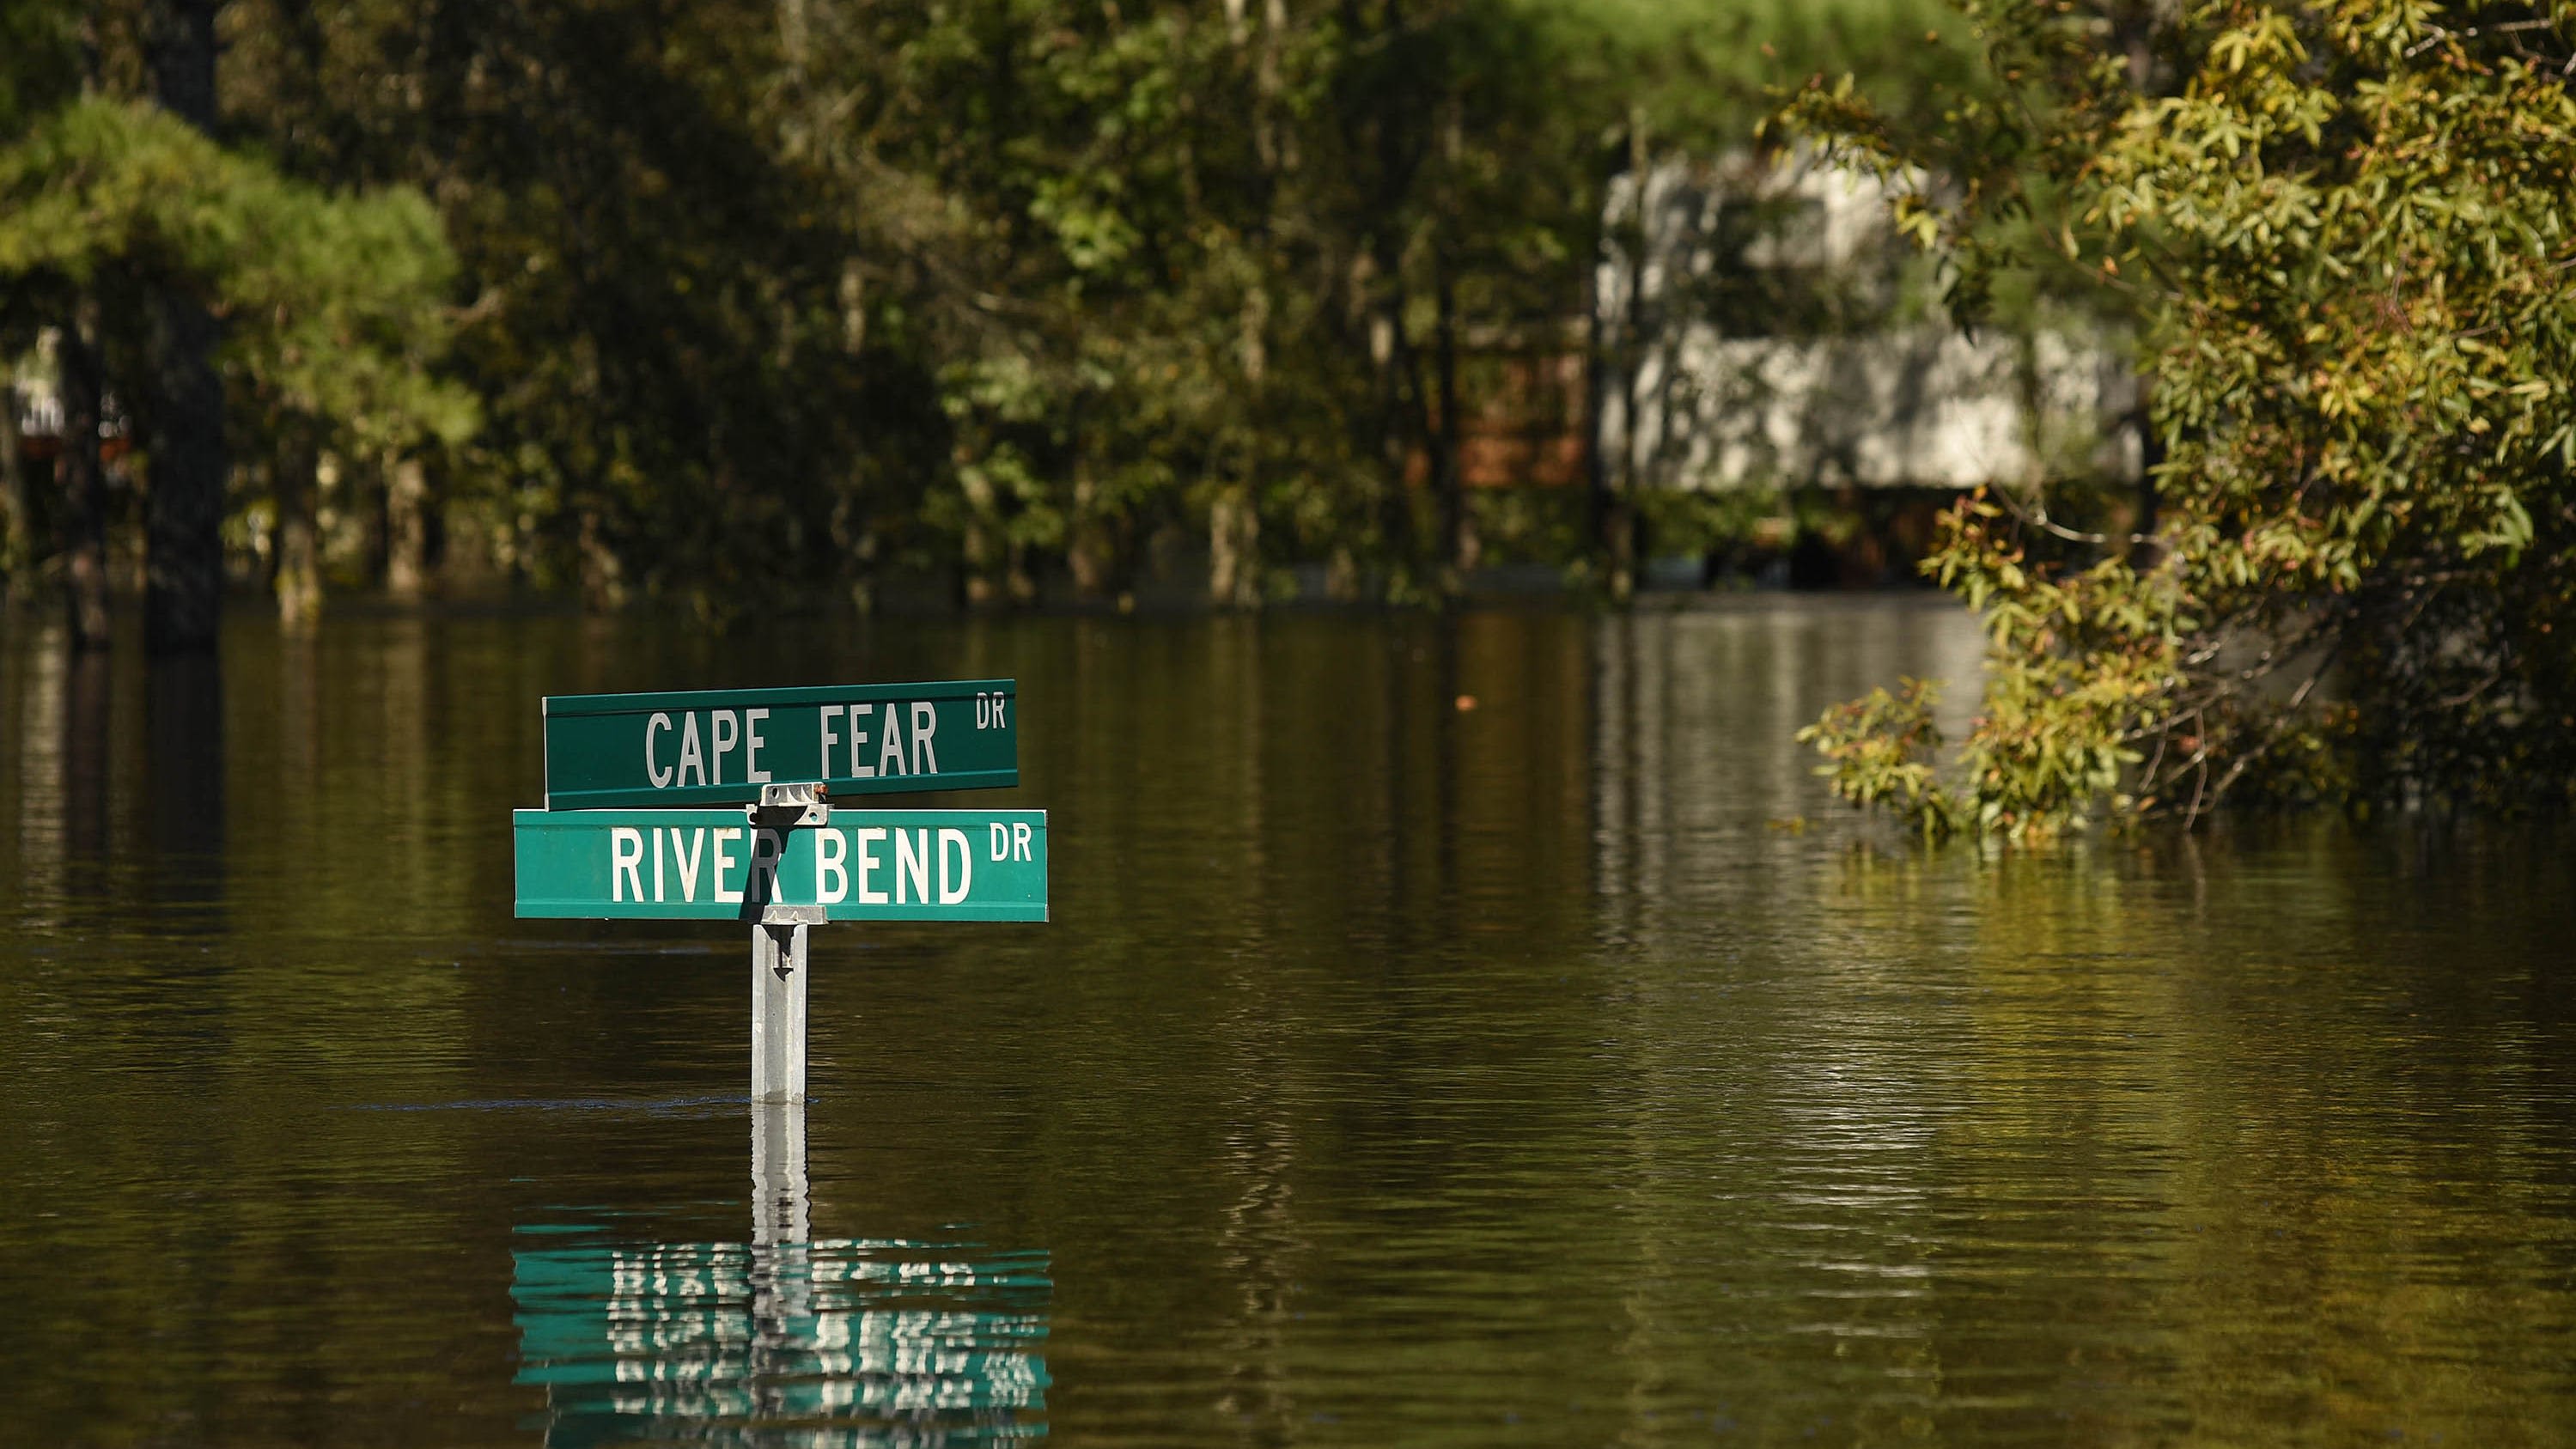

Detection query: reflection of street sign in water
xmin=543 ymin=681 xmax=1019 ymax=810
xmin=513 ymin=808 xmax=1049 ymax=922
xmin=513 ymin=1228 xmax=1050 ymax=1446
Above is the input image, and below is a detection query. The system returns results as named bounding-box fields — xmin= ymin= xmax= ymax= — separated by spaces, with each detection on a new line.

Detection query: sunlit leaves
xmin=0 ymin=98 xmax=474 ymax=453
xmin=1790 ymin=0 xmax=2576 ymax=836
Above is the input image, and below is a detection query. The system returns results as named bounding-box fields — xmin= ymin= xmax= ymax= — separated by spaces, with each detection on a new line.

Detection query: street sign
xmin=514 ymin=807 xmax=1047 ymax=922
xmin=542 ymin=680 xmax=1018 ymax=810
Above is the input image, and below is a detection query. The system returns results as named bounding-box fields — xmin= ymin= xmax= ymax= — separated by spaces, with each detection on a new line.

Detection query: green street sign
xmin=542 ymin=680 xmax=1017 ymax=810
xmin=513 ymin=808 xmax=1048 ymax=922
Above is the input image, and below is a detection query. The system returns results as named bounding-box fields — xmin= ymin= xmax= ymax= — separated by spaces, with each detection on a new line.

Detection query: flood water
xmin=3 ymin=600 xmax=2573 ymax=1446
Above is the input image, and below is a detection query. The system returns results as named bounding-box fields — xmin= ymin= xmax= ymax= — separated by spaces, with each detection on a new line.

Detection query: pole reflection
xmin=512 ymin=1105 xmax=1051 ymax=1447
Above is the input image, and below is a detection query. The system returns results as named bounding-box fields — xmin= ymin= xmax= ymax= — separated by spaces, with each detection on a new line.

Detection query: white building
xmin=1596 ymin=149 xmax=2139 ymax=493
xmin=6 ymin=340 xmax=64 ymax=445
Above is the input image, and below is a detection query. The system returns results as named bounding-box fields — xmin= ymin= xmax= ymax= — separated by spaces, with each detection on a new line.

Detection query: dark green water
xmin=3 ymin=602 xmax=2573 ymax=1446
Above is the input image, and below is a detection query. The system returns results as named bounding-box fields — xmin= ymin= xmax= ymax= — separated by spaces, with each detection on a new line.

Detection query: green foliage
xmin=1788 ymin=0 xmax=2576 ymax=836
xmin=201 ymin=0 xmax=2001 ymax=609
xmin=0 ymin=0 xmax=80 ymax=139
xmin=1798 ymin=676 xmax=1964 ymax=836
xmin=0 ymin=99 xmax=472 ymax=454
xmin=3 ymin=0 xmax=2011 ymax=610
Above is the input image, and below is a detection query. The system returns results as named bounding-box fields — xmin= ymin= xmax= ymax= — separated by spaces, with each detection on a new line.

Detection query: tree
xmin=0 ymin=97 xmax=473 ymax=630
xmin=1 ymin=0 xmax=92 ymax=634
xmin=137 ymin=0 xmax=228 ymax=653
xmin=1789 ymin=0 xmax=2576 ymax=837
xmin=7 ymin=0 xmax=2017 ymax=619
xmin=221 ymin=0 xmax=918 ymax=618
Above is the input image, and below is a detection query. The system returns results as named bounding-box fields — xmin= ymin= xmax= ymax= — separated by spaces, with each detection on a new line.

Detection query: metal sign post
xmin=749 ymin=781 xmax=826 ymax=1106
xmin=752 ymin=1099 xmax=809 ymax=1245
xmin=513 ymin=680 xmax=1041 ymax=1105
xmin=752 ymin=922 xmax=810 ymax=1105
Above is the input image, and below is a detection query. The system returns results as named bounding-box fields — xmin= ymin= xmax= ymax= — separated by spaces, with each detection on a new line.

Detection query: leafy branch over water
xmin=1789 ymin=0 xmax=2576 ymax=837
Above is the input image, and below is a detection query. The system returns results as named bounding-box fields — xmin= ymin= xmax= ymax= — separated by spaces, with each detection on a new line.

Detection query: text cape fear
xmin=541 ymin=680 xmax=1016 ymax=810
xmin=513 ymin=809 xmax=1048 ymax=922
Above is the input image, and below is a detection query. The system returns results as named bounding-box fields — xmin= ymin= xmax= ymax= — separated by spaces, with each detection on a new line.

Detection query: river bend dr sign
xmin=513 ymin=807 xmax=1046 ymax=922
xmin=511 ymin=679 xmax=1046 ymax=1102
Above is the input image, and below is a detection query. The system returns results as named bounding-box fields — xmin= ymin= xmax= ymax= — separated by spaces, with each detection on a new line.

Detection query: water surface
xmin=2 ymin=601 xmax=2571 ymax=1446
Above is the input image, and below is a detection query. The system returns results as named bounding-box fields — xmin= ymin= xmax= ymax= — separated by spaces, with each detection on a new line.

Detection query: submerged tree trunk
xmin=385 ymin=455 xmax=435 ymax=600
xmin=143 ymin=290 xmax=227 ymax=652
xmin=1372 ymin=290 xmax=1416 ymax=594
xmin=1428 ymin=94 xmax=1471 ymax=600
xmin=1069 ymin=462 xmax=1117 ymax=603
xmin=829 ymin=492 xmax=878 ymax=615
xmin=272 ymin=430 xmax=322 ymax=630
xmin=58 ymin=320 xmax=111 ymax=651
xmin=1432 ymin=246 xmax=1465 ymax=599
xmin=1583 ymin=205 xmax=1613 ymax=600
xmin=1592 ymin=115 xmax=1647 ymax=606
xmin=1209 ymin=484 xmax=1261 ymax=608
xmin=576 ymin=508 xmax=626 ymax=610
xmin=360 ymin=453 xmax=390 ymax=587
xmin=1212 ymin=0 xmax=1283 ymax=613
xmin=0 ymin=381 xmax=26 ymax=600
xmin=959 ymin=465 xmax=1007 ymax=610
xmin=142 ymin=0 xmax=228 ymax=654
xmin=1210 ymin=277 xmax=1269 ymax=611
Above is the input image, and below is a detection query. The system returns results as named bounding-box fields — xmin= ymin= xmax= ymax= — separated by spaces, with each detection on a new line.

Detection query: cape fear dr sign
xmin=542 ymin=680 xmax=1018 ymax=810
